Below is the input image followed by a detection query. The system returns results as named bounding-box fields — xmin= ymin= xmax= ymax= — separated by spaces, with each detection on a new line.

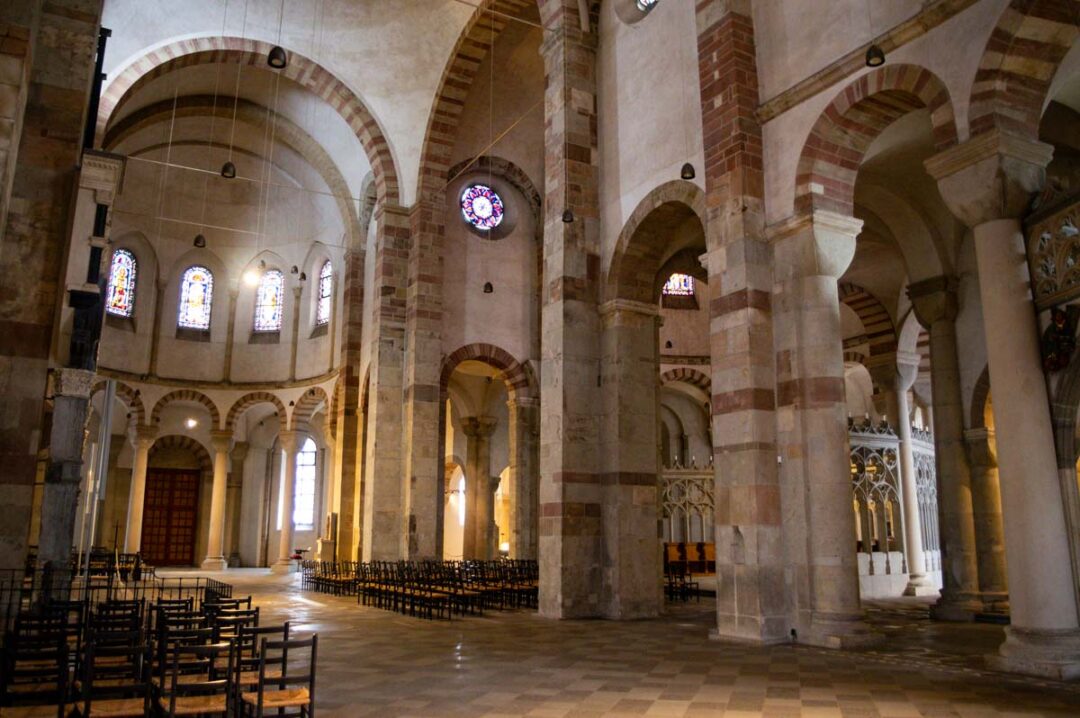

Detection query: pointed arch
xmin=226 ymin=392 xmax=288 ymax=433
xmin=795 ymin=64 xmax=958 ymax=216
xmin=99 ymin=36 xmax=400 ymax=205
xmin=151 ymin=390 xmax=221 ymax=429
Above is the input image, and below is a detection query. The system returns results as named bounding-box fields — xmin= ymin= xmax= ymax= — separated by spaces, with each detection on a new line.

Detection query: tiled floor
xmin=169 ymin=569 xmax=1080 ymax=716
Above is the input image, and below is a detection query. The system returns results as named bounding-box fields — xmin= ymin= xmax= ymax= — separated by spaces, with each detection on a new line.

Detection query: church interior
xmin=2 ymin=0 xmax=1080 ymax=714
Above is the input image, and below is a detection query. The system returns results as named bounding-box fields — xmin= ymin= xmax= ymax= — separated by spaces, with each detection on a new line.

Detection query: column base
xmin=200 ymin=557 xmax=227 ymax=571
xmin=803 ymin=611 xmax=883 ymax=649
xmin=903 ymin=574 xmax=939 ymax=597
xmin=930 ymin=592 xmax=982 ymax=621
xmin=976 ymin=591 xmax=1010 ymax=617
xmin=270 ymin=559 xmax=295 ymax=575
xmin=986 ymin=626 xmax=1080 ymax=680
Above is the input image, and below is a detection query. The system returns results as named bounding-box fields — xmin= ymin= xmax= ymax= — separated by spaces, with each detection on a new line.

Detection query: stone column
xmin=537 ymin=0 xmax=603 ymax=619
xmin=965 ymin=427 xmax=1009 ymax=612
xmin=201 ymin=430 xmax=232 ymax=571
xmin=361 ymin=204 xmax=411 ymax=561
xmin=927 ymin=129 xmax=1080 ymax=678
xmin=462 ymin=417 xmax=496 ymax=560
xmin=39 ymin=368 xmax=96 ymax=567
xmin=895 ymin=356 xmax=934 ymax=596
xmin=122 ymin=425 xmax=157 ymax=554
xmin=272 ymin=430 xmax=302 ymax=573
xmin=335 ymin=249 xmax=365 ymax=561
xmin=599 ymin=299 xmax=662 ymax=619
xmin=908 ymin=276 xmax=983 ymax=620
xmin=226 ymin=441 xmax=249 ymax=566
xmin=771 ymin=210 xmax=876 ymax=648
xmin=507 ymin=395 xmax=539 ymax=560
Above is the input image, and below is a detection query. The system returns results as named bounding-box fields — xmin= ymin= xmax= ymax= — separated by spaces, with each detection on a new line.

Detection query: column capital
xmin=907 ymin=275 xmax=959 ymax=327
xmin=53 ymin=368 xmax=95 ymax=399
xmin=462 ymin=416 xmax=497 ymax=438
xmin=132 ymin=425 xmax=158 ymax=447
xmin=209 ymin=430 xmax=233 ymax=453
xmin=924 ymin=129 xmax=1053 ymax=228
xmin=231 ymin=441 xmax=250 ymax=462
xmin=768 ymin=210 xmax=859 ymax=281
xmin=895 ymin=350 xmax=921 ymax=391
xmin=277 ymin=429 xmax=302 ymax=454
xmin=598 ymin=299 xmax=660 ymax=328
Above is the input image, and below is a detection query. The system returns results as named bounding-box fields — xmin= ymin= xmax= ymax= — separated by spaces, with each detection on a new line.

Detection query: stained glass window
xmin=316 ymin=260 xmax=332 ymax=326
xmin=294 ymin=437 xmax=317 ymax=530
xmin=662 ymin=273 xmax=694 ymax=297
xmin=636 ymin=0 xmax=659 ymax=11
xmin=253 ymin=269 xmax=285 ymax=332
xmin=106 ymin=248 xmax=137 ymax=318
xmin=460 ymin=184 xmax=505 ymax=231
xmin=178 ymin=265 xmax=214 ymax=330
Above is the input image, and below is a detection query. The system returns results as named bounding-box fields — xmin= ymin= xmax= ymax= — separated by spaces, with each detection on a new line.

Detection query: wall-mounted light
xmin=243 ymin=269 xmax=261 ymax=287
xmin=680 ymin=162 xmax=696 ymax=180
xmin=483 ymin=282 xmax=494 ymax=294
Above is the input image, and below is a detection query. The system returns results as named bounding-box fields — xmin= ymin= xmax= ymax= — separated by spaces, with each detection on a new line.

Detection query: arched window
xmin=253 ymin=269 xmax=285 ymax=332
xmin=662 ymin=273 xmax=694 ymax=297
xmin=294 ymin=437 xmax=317 ymax=530
xmin=177 ymin=265 xmax=214 ymax=330
xmin=106 ymin=248 xmax=137 ymax=318
xmin=316 ymin=260 xmax=332 ymax=326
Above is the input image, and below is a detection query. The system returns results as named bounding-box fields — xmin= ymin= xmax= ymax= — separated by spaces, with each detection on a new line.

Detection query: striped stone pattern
xmin=291 ymin=386 xmax=330 ymax=431
xmin=152 ymin=389 xmax=222 ymax=429
xmin=224 ymin=391 xmax=286 ymax=432
xmin=660 ymin=368 xmax=711 ymax=395
xmin=97 ymin=37 xmax=400 ymax=205
xmin=335 ymin=251 xmax=365 ymax=559
xmin=795 ymin=64 xmax=958 ymax=216
xmin=839 ymin=283 xmax=898 ymax=359
xmin=148 ymin=434 xmax=212 ymax=471
xmin=969 ymin=0 xmax=1080 ymax=138
xmin=92 ymin=380 xmax=147 ymax=426
xmin=440 ymin=343 xmax=536 ymax=399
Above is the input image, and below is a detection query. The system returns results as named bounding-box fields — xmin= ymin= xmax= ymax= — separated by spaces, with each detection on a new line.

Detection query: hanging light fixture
xmin=220 ymin=161 xmax=237 ymax=179
xmin=864 ymin=0 xmax=885 ymax=68
xmin=562 ymin=208 xmax=575 ymax=224
xmin=680 ymin=162 xmax=696 ymax=180
xmin=267 ymin=0 xmax=288 ymax=69
xmin=193 ymin=234 xmax=207 ymax=248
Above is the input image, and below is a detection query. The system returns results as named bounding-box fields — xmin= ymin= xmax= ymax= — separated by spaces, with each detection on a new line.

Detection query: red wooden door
xmin=140 ymin=468 xmax=200 ymax=566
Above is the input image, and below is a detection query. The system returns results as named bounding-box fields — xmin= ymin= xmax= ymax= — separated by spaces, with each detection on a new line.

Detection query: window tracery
xmin=461 ymin=184 xmax=505 ymax=231
xmin=316 ymin=260 xmax=332 ymax=326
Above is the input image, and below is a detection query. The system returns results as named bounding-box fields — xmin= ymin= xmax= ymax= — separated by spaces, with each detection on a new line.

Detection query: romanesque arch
xmin=149 ymin=434 xmax=213 ymax=471
xmin=795 ymin=64 xmax=959 ymax=216
xmin=660 ymin=368 xmax=712 ymax=396
xmin=292 ymin=387 xmax=331 ymax=431
xmin=839 ymin=283 xmax=898 ymax=360
xmin=98 ymin=36 xmax=400 ymax=205
xmin=440 ymin=343 xmax=538 ymax=400
xmin=91 ymin=380 xmax=147 ymax=426
xmin=968 ymin=0 xmax=1080 ymax=138
xmin=225 ymin=392 xmax=288 ymax=433
xmin=151 ymin=390 xmax=221 ymax=430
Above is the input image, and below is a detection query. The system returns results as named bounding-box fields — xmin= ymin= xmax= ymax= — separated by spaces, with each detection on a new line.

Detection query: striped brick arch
xmin=97 ymin=36 xmax=399 ymax=204
xmin=660 ymin=368 xmax=711 ymax=396
xmin=149 ymin=435 xmax=213 ymax=471
xmin=151 ymin=390 xmax=221 ymax=429
xmin=795 ymin=64 xmax=958 ymax=216
xmin=969 ymin=0 xmax=1080 ymax=138
xmin=291 ymin=387 xmax=331 ymax=431
xmin=608 ymin=181 xmax=708 ymax=304
xmin=91 ymin=381 xmax=147 ymax=426
xmin=225 ymin=392 xmax=287 ymax=433
xmin=440 ymin=343 xmax=537 ymax=400
xmin=838 ymin=283 xmax=897 ymax=360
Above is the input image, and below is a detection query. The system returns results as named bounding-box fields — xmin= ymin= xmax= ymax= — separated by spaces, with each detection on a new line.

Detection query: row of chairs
xmin=1 ymin=594 xmax=318 ymax=717
xmin=300 ymin=559 xmax=539 ymax=620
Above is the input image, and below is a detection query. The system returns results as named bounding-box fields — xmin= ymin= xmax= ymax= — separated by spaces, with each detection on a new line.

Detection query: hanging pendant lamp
xmin=267 ymin=45 xmax=288 ymax=69
xmin=680 ymin=162 xmax=696 ymax=180
xmin=865 ymin=44 xmax=885 ymax=67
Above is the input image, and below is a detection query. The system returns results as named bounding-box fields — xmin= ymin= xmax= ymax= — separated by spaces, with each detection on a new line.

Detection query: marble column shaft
xmin=272 ymin=430 xmax=302 ymax=573
xmin=123 ymin=426 xmax=157 ymax=554
xmin=894 ymin=359 xmax=933 ymax=595
xmin=908 ymin=277 xmax=982 ymax=619
xmin=928 ymin=129 xmax=1080 ymax=678
xmin=202 ymin=430 xmax=232 ymax=570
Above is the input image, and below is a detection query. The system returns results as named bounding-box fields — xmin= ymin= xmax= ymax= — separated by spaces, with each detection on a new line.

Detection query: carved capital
xmin=768 ymin=210 xmax=860 ymax=281
xmin=462 ymin=416 xmax=497 ymax=439
xmin=598 ymin=299 xmax=660 ymax=328
xmin=925 ymin=129 xmax=1053 ymax=228
xmin=79 ymin=150 xmax=126 ymax=206
xmin=964 ymin=427 xmax=997 ymax=469
xmin=895 ymin=350 xmax=921 ymax=391
xmin=231 ymin=441 xmax=250 ymax=463
xmin=52 ymin=368 xmax=95 ymax=399
xmin=210 ymin=430 xmax=233 ymax=454
xmin=907 ymin=275 xmax=959 ymax=327
xmin=277 ymin=429 xmax=302 ymax=454
xmin=132 ymin=425 xmax=159 ymax=449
